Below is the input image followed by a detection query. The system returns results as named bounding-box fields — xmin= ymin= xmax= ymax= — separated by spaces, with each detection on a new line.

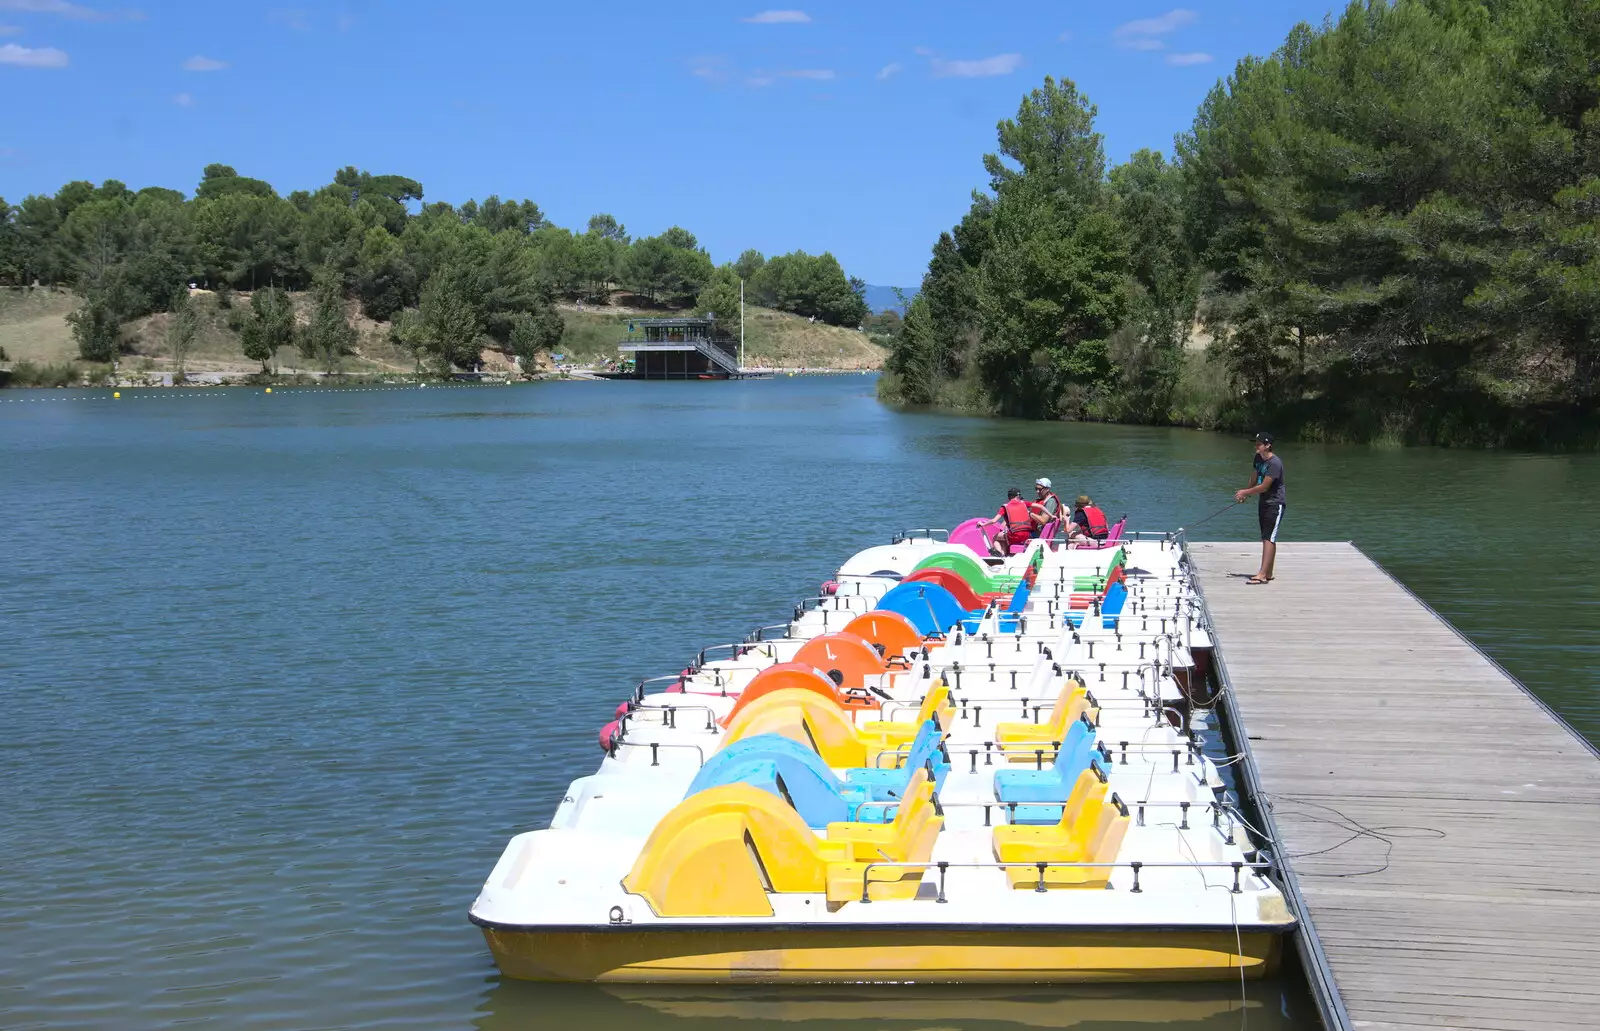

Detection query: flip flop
xmin=1245 ymin=576 xmax=1269 ymax=585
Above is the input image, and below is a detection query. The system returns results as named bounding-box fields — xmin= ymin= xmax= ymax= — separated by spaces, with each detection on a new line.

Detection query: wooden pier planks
xmin=1190 ymin=541 xmax=1600 ymax=1031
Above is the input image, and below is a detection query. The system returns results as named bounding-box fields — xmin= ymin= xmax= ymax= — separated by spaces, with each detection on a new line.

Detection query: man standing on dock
xmin=1235 ymin=432 xmax=1284 ymax=584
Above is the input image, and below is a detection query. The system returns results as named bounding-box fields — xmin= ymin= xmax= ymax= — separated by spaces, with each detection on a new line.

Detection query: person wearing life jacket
xmin=1030 ymin=477 xmax=1064 ymax=537
xmin=1067 ymin=495 xmax=1109 ymax=544
xmin=986 ymin=488 xmax=1035 ymax=556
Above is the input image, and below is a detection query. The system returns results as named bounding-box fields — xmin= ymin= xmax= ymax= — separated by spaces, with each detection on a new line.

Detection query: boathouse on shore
xmin=617 ymin=316 xmax=741 ymax=379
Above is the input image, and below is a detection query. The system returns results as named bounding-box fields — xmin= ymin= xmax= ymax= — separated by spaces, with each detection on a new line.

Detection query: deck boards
xmin=1190 ymin=542 xmax=1600 ymax=1031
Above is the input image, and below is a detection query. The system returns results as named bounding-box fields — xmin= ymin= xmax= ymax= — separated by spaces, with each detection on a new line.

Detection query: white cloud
xmin=745 ymin=76 xmax=773 ymax=87
xmin=876 ymin=61 xmax=901 ymax=80
xmin=0 ymin=41 xmax=67 ymax=66
xmin=1057 ymin=30 xmax=1072 ymax=43
xmin=688 ymin=54 xmax=727 ymax=83
xmin=0 ymin=0 xmax=129 ymax=20
xmin=1166 ymin=51 xmax=1213 ymax=66
xmin=912 ymin=45 xmax=936 ymax=57
xmin=172 ymin=91 xmax=193 ymax=106
xmin=931 ymin=53 xmax=1023 ymax=78
xmin=182 ymin=54 xmax=225 ymax=72
xmin=780 ymin=68 xmax=834 ymax=80
xmin=1115 ymin=9 xmax=1198 ymax=38
xmin=0 ymin=23 xmax=20 ymax=33
xmin=1114 ymin=8 xmax=1199 ymax=51
xmin=742 ymin=9 xmax=808 ymax=23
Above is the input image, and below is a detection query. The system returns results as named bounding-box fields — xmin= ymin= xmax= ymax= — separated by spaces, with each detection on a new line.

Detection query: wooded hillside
xmin=0 ymin=165 xmax=873 ymax=379
xmin=885 ymin=0 xmax=1600 ymax=448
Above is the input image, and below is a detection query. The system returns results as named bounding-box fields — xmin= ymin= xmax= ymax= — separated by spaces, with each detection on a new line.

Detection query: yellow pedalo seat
xmin=854 ymin=682 xmax=954 ymax=746
xmin=992 ymin=679 xmax=1098 ymax=761
xmin=991 ymin=763 xmax=1130 ymax=890
xmin=622 ymin=770 xmax=944 ymax=915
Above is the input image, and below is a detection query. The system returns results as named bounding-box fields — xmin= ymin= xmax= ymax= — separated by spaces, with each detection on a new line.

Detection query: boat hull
xmin=477 ymin=924 xmax=1285 ymax=983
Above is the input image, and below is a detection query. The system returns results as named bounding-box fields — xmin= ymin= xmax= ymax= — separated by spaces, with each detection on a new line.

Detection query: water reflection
xmin=476 ymin=981 xmax=1298 ymax=1031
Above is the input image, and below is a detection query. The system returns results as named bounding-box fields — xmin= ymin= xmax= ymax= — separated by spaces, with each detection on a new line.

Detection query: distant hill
xmin=862 ymin=284 xmax=917 ymax=314
xmin=0 ymin=288 xmax=886 ymax=379
xmin=558 ymin=303 xmax=886 ymax=370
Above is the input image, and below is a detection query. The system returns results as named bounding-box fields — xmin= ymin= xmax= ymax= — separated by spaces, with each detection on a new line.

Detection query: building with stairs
xmin=617 ymin=317 xmax=741 ymax=379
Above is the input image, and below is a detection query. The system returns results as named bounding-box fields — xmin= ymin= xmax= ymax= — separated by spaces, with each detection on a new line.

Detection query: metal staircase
xmin=688 ymin=336 xmax=741 ymax=375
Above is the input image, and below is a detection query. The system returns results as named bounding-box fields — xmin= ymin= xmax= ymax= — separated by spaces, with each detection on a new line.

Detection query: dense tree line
xmin=887 ymin=0 xmax=1600 ymax=447
xmin=0 ymin=164 xmax=869 ymax=373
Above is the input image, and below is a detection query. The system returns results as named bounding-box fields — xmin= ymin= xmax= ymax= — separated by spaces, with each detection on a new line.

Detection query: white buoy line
xmin=0 ymin=382 xmax=512 ymax=403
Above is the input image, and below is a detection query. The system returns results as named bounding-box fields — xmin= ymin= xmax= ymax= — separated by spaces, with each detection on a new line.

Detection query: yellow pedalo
xmin=469 ymin=537 xmax=1295 ymax=982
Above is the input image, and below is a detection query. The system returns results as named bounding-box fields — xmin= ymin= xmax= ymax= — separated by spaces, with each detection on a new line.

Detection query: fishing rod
xmin=1175 ymin=500 xmax=1240 ymax=535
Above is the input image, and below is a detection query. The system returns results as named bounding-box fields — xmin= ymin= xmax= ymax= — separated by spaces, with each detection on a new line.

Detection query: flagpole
xmin=739 ymin=279 xmax=745 ymax=375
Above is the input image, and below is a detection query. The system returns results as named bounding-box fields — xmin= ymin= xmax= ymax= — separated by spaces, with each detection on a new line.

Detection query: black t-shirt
xmin=1253 ymin=454 xmax=1286 ymax=506
xmin=1070 ymin=509 xmax=1089 ymax=530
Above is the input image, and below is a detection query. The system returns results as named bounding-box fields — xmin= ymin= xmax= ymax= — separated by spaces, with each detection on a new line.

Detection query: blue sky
xmin=1 ymin=0 xmax=1341 ymax=285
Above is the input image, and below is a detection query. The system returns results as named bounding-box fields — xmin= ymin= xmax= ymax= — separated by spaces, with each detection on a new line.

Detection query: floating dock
xmin=1190 ymin=541 xmax=1600 ymax=1031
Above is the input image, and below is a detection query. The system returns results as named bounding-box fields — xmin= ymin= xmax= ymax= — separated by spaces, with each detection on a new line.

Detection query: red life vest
xmin=1000 ymin=498 xmax=1033 ymax=544
xmin=1033 ymin=490 xmax=1064 ymax=528
xmin=1083 ymin=504 xmax=1109 ymax=540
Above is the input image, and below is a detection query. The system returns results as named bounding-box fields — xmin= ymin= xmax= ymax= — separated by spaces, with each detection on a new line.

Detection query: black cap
xmin=1007 ymin=487 xmax=1022 ymax=499
xmin=1255 ymin=431 xmax=1274 ymax=445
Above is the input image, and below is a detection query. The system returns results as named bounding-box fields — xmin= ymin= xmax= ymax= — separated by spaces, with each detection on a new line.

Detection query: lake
xmin=3 ymin=376 xmax=1595 ymax=1030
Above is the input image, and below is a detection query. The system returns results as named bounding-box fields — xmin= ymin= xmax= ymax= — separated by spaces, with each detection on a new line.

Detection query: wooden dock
xmin=1190 ymin=541 xmax=1600 ymax=1031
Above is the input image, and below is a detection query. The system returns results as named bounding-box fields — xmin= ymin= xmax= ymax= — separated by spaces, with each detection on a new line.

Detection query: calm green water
xmin=3 ymin=377 xmax=1595 ymax=1031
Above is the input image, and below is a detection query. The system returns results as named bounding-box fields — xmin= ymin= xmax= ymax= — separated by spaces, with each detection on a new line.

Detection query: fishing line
xmin=1175 ymin=501 xmax=1241 ymax=534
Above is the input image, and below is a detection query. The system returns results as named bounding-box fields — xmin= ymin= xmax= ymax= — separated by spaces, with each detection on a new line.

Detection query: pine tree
xmin=307 ymin=266 xmax=356 ymax=374
xmin=418 ymin=265 xmax=483 ymax=373
xmin=240 ymin=286 xmax=293 ymax=374
xmin=975 ymin=77 xmax=1128 ymax=417
xmin=166 ymin=285 xmax=198 ymax=380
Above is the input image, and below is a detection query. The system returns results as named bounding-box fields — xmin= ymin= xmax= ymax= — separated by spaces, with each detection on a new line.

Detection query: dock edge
xmin=1184 ymin=537 xmax=1352 ymax=1031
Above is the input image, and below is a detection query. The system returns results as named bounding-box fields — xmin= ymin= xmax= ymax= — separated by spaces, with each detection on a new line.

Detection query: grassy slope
xmin=121 ymin=293 xmax=416 ymax=375
xmin=0 ymin=290 xmax=886 ymax=376
xmin=551 ymin=305 xmax=886 ymax=369
xmin=741 ymin=307 xmax=885 ymax=369
xmin=0 ymin=288 xmax=415 ymax=376
xmin=0 ymin=289 xmax=77 ymax=364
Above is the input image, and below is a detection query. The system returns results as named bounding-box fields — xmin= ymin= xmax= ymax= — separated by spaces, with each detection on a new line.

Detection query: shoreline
xmin=0 ymin=366 xmax=881 ymax=391
xmin=877 ymin=377 xmax=1600 ymax=453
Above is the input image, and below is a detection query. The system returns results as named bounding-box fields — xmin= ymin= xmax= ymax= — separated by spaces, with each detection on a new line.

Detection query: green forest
xmin=881 ymin=0 xmax=1600 ymax=448
xmin=0 ymin=164 xmax=870 ymax=376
